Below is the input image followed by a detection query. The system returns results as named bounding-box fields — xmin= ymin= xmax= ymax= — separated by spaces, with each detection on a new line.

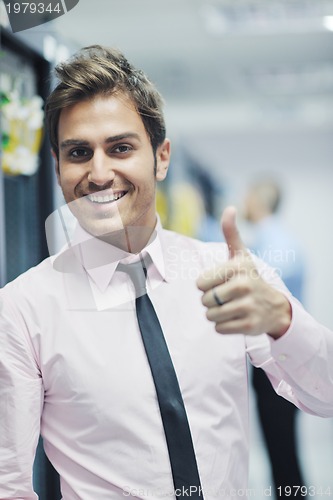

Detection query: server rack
xmin=0 ymin=158 xmax=6 ymax=287
xmin=1 ymin=27 xmax=61 ymax=499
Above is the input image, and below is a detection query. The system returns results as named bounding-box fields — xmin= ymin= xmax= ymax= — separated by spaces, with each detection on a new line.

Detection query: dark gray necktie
xmin=118 ymin=259 xmax=204 ymax=499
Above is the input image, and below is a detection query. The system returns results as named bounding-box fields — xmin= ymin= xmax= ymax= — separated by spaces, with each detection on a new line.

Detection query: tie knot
xmin=117 ymin=260 xmax=147 ymax=297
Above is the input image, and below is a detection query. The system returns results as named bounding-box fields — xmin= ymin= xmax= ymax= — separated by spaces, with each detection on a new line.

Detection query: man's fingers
xmin=197 ymin=206 xmax=255 ymax=294
xmin=214 ymin=318 xmax=255 ymax=335
xmin=202 ymin=286 xmax=228 ymax=309
xmin=221 ymin=205 xmax=247 ymax=259
xmin=201 ymin=278 xmax=249 ymax=308
xmin=196 ymin=261 xmax=239 ymax=292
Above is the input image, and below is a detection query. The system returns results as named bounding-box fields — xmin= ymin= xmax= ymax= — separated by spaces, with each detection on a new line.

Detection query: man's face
xmin=55 ymin=94 xmax=170 ymax=248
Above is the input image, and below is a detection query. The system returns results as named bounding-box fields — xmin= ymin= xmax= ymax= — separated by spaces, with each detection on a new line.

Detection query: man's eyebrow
xmin=105 ymin=133 xmax=141 ymax=143
xmin=60 ymin=139 xmax=89 ymax=150
xmin=59 ymin=133 xmax=141 ymax=150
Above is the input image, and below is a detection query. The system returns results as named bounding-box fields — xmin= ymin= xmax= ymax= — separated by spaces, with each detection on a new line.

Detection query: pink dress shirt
xmin=1 ymin=219 xmax=333 ymax=499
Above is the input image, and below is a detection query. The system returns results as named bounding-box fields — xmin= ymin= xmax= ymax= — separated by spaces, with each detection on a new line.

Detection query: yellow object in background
xmin=156 ymin=186 xmax=169 ymax=228
xmin=1 ymin=92 xmax=44 ymax=176
xmin=167 ymin=183 xmax=205 ymax=237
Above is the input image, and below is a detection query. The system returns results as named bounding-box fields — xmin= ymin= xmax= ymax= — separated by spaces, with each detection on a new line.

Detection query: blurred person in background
xmin=243 ymin=179 xmax=307 ymax=499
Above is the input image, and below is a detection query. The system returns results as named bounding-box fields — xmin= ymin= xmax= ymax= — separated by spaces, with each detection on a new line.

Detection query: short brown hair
xmin=45 ymin=45 xmax=166 ymax=158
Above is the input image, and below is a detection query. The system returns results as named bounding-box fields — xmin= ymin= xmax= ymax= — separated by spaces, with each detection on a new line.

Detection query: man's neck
xmin=94 ymin=223 xmax=158 ymax=255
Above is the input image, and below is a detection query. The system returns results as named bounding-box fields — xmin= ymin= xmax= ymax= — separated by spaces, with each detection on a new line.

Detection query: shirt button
xmin=278 ymin=354 xmax=287 ymax=362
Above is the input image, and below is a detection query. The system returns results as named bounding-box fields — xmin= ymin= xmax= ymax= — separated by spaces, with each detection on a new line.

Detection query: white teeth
xmin=88 ymin=192 xmax=125 ymax=203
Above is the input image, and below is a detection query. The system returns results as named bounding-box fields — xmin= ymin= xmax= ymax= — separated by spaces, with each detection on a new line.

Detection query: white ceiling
xmin=50 ymin=0 xmax=333 ymax=108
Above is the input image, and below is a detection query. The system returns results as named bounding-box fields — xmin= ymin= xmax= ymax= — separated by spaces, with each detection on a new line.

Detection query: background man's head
xmin=243 ymin=180 xmax=281 ymax=223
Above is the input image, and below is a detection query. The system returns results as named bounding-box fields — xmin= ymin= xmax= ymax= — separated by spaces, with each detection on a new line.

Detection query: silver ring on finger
xmin=212 ymin=287 xmax=224 ymax=306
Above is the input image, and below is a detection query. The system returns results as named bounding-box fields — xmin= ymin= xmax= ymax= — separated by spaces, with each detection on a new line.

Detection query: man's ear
xmin=155 ymin=139 xmax=171 ymax=182
xmin=51 ymin=150 xmax=61 ymax=185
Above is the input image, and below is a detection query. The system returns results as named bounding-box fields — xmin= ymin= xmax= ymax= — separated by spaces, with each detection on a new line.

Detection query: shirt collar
xmin=52 ymin=216 xmax=168 ymax=292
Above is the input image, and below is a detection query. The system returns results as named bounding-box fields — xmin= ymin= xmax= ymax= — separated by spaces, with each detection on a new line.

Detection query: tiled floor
xmin=248 ymin=385 xmax=333 ymax=500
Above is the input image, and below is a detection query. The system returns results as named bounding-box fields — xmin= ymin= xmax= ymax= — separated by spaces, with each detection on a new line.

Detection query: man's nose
xmin=87 ymin=151 xmax=115 ymax=186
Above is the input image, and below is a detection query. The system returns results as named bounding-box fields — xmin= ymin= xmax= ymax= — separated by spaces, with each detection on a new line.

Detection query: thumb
xmin=221 ymin=205 xmax=246 ymax=258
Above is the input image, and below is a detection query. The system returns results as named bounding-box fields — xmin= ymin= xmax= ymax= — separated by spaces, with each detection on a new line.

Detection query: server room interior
xmin=0 ymin=1 xmax=333 ymax=499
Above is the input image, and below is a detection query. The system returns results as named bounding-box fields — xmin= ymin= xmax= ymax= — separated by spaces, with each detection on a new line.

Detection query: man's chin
xmin=79 ymin=220 xmax=125 ymax=239
xmin=80 ymin=221 xmax=156 ymax=253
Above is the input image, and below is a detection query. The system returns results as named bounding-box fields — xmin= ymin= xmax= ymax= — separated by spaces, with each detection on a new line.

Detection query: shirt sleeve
xmin=246 ymin=257 xmax=333 ymax=418
xmin=0 ymin=288 xmax=43 ymax=499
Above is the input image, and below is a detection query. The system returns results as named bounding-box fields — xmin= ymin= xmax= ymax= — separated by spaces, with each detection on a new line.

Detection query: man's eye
xmin=113 ymin=144 xmax=132 ymax=154
xmin=70 ymin=148 xmax=89 ymax=158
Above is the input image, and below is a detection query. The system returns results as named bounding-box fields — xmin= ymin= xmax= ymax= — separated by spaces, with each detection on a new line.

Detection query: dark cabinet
xmin=0 ymin=27 xmax=60 ymax=500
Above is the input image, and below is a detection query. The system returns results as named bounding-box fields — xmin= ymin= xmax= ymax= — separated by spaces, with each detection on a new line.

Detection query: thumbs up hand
xmin=196 ymin=206 xmax=291 ymax=338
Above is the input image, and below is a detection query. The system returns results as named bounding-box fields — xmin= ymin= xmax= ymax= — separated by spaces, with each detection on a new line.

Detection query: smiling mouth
xmin=87 ymin=191 xmax=127 ymax=204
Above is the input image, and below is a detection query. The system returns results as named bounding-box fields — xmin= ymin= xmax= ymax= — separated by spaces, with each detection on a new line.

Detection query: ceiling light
xmin=322 ymin=15 xmax=333 ymax=31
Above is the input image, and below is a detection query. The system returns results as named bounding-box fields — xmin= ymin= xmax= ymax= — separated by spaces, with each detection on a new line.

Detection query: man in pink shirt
xmin=0 ymin=45 xmax=333 ymax=499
